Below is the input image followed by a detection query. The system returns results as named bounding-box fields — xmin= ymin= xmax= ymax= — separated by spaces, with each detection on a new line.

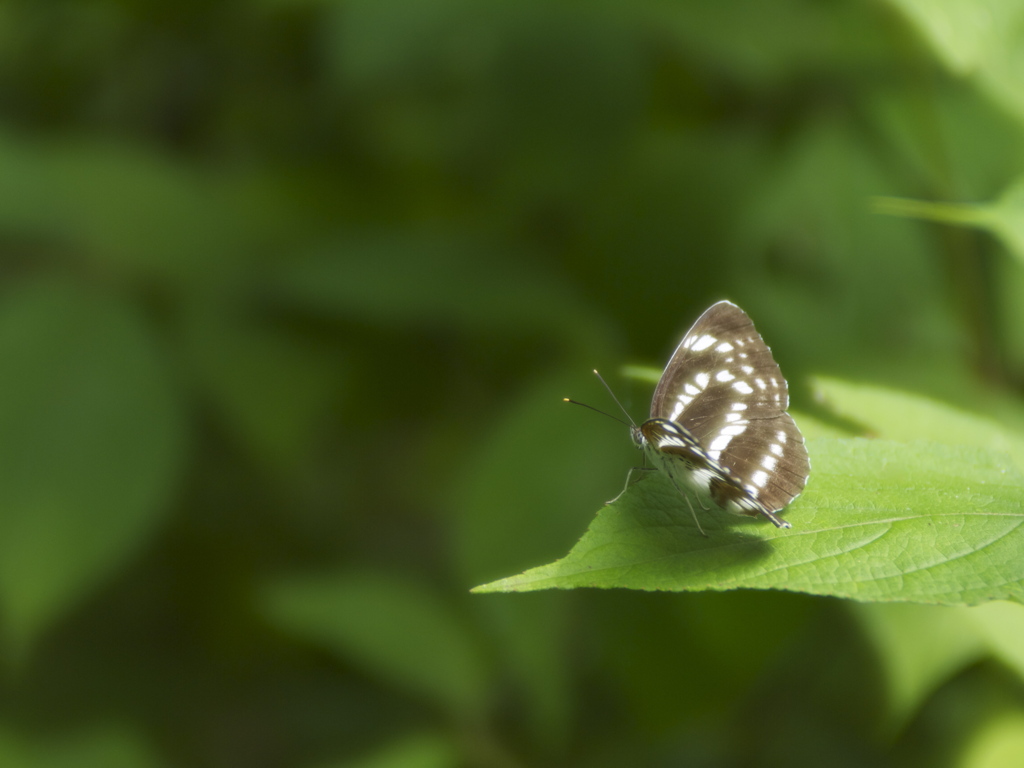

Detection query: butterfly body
xmin=635 ymin=301 xmax=809 ymax=530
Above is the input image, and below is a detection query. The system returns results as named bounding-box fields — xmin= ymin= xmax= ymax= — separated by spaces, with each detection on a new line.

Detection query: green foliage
xmin=0 ymin=280 xmax=182 ymax=662
xmin=312 ymin=731 xmax=459 ymax=768
xmin=0 ymin=723 xmax=164 ymax=768
xmin=886 ymin=0 xmax=1024 ymax=122
xmin=476 ymin=382 xmax=1024 ymax=602
xmin=854 ymin=602 xmax=988 ymax=732
xmin=261 ymin=570 xmax=489 ymax=720
xmin=957 ymin=711 xmax=1024 ymax=768
xmin=854 ymin=600 xmax=1024 ymax=736
xmin=2 ymin=1 xmax=1024 ymax=767
xmin=474 ymin=436 xmax=1024 ymax=603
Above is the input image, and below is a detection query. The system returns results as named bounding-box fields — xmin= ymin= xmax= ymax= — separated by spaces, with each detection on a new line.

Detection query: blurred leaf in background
xmin=1 ymin=0 xmax=1024 ymax=767
xmin=0 ymin=280 xmax=183 ymax=663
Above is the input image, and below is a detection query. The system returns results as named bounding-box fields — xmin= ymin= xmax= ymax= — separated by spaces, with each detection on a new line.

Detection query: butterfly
xmin=628 ymin=301 xmax=809 ymax=534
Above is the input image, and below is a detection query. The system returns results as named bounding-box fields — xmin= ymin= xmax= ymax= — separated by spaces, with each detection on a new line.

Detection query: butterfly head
xmin=629 ymin=424 xmax=644 ymax=448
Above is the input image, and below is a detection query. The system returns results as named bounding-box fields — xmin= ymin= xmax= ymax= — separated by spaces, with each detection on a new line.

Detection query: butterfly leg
xmin=661 ymin=470 xmax=708 ymax=537
xmin=606 ymin=466 xmax=656 ymax=505
xmin=684 ymin=494 xmax=709 ymax=537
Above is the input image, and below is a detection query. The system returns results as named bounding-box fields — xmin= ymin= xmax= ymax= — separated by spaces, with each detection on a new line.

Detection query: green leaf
xmin=473 ymin=438 xmax=1024 ymax=605
xmin=0 ymin=132 xmax=298 ymax=286
xmin=883 ymin=0 xmax=1019 ymax=75
xmin=854 ymin=602 xmax=987 ymax=732
xmin=0 ymin=280 xmax=183 ymax=661
xmin=308 ymin=731 xmax=459 ymax=768
xmin=179 ymin=300 xmax=343 ymax=473
xmin=276 ymin=231 xmax=609 ymax=352
xmin=874 ymin=177 xmax=1024 ymax=268
xmin=659 ymin=0 xmax=890 ymax=88
xmin=469 ymin=596 xmax=571 ymax=752
xmin=813 ymin=377 xmax=1024 ymax=468
xmin=855 ymin=601 xmax=1024 ymax=734
xmin=592 ymin=590 xmax=813 ymax=734
xmin=884 ymin=0 xmax=1024 ymax=124
xmin=0 ymin=723 xmax=164 ymax=768
xmin=733 ymin=119 xmax=955 ymax=384
xmin=260 ymin=570 xmax=489 ymax=719
xmin=956 ymin=711 xmax=1024 ymax=768
xmin=452 ymin=370 xmax=630 ymax=585
xmin=967 ymin=600 xmax=1024 ymax=681
xmin=451 ymin=371 xmax=627 ymax=749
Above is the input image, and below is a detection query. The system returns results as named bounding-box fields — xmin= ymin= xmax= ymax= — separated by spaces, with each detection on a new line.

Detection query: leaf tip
xmin=469 ymin=578 xmax=513 ymax=594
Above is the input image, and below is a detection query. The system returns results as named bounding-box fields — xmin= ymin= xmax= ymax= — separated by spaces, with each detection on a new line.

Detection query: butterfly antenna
xmin=591 ymin=370 xmax=636 ymax=427
xmin=562 ymin=398 xmax=631 ymax=427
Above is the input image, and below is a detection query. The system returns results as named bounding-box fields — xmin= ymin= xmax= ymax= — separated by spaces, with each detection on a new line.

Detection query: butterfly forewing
xmin=647 ymin=301 xmax=809 ymax=517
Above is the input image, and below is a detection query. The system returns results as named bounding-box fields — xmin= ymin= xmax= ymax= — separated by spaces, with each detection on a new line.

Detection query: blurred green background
xmin=4 ymin=1 xmax=1024 ymax=766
